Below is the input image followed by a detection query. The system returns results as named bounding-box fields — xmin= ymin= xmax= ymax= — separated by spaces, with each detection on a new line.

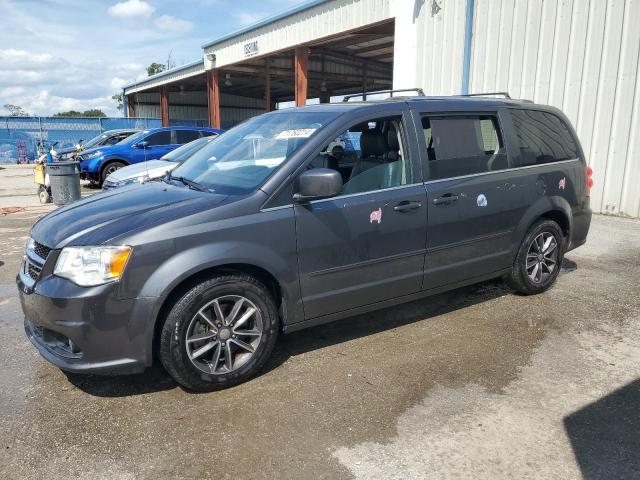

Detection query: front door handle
xmin=393 ymin=200 xmax=422 ymax=212
xmin=432 ymin=194 xmax=459 ymax=205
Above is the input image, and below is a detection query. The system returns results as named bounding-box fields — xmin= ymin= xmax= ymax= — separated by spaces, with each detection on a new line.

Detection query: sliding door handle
xmin=393 ymin=200 xmax=422 ymax=212
xmin=432 ymin=194 xmax=459 ymax=205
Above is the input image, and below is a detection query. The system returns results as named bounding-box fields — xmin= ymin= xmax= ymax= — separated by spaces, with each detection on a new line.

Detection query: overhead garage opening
xmin=218 ymin=20 xmax=395 ymax=108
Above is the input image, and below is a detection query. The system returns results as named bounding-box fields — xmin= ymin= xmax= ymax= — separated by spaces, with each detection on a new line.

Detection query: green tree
xmin=112 ymin=93 xmax=123 ymax=111
xmin=53 ymin=109 xmax=107 ymax=117
xmin=147 ymin=62 xmax=165 ymax=76
xmin=82 ymin=109 xmax=107 ymax=117
xmin=3 ymin=104 xmax=29 ymax=116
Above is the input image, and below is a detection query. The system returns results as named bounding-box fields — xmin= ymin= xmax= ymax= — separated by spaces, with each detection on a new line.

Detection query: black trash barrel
xmin=46 ymin=161 xmax=81 ymax=206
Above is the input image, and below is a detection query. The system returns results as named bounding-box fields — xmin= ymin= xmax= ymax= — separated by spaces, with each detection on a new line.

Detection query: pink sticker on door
xmin=370 ymin=208 xmax=382 ymax=224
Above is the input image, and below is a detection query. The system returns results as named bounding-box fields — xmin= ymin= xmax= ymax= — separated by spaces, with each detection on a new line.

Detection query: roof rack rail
xmin=462 ymin=92 xmax=512 ymax=99
xmin=342 ymin=88 xmax=426 ymax=102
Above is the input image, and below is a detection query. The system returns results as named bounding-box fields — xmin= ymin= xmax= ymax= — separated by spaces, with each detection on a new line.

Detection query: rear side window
xmin=176 ymin=129 xmax=201 ymax=143
xmin=145 ymin=131 xmax=172 ymax=146
xmin=421 ymin=115 xmax=507 ymax=180
xmin=511 ymin=109 xmax=579 ymax=166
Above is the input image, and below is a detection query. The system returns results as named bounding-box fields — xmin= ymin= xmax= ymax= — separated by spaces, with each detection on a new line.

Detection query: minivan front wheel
xmin=159 ymin=274 xmax=279 ymax=391
xmin=508 ymin=219 xmax=565 ymax=295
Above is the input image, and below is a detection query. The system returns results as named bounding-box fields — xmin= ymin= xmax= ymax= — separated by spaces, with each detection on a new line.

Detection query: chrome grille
xmin=27 ymin=261 xmax=42 ymax=280
xmin=33 ymin=241 xmax=51 ymax=260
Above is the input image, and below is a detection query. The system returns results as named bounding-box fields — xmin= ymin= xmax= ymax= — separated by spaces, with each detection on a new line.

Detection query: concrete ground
xmin=0 ymin=171 xmax=638 ymax=479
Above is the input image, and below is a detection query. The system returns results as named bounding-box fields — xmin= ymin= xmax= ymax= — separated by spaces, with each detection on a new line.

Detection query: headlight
xmin=117 ymin=175 xmax=149 ymax=187
xmin=83 ymin=151 xmax=103 ymax=161
xmin=54 ymin=246 xmax=132 ymax=286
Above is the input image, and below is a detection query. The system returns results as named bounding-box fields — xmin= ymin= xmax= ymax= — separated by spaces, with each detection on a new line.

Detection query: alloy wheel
xmin=526 ymin=231 xmax=559 ymax=284
xmin=185 ymin=295 xmax=263 ymax=374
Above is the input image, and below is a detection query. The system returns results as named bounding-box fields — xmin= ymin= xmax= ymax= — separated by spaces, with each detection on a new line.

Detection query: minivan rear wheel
xmin=508 ymin=219 xmax=565 ymax=295
xmin=159 ymin=274 xmax=279 ymax=391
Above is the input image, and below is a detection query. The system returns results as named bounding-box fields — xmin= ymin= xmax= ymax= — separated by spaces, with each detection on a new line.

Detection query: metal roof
xmin=201 ymin=0 xmax=332 ymax=49
xmin=122 ymin=59 xmax=204 ymax=91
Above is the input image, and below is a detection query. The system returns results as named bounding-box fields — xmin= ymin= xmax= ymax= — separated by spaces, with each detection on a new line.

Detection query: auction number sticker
xmin=275 ymin=129 xmax=316 ymax=139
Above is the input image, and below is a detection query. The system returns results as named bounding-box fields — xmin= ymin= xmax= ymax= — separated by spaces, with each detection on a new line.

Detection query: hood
xmin=31 ymin=181 xmax=228 ymax=248
xmin=56 ymin=145 xmax=79 ymax=155
xmin=107 ymin=160 xmax=177 ymax=182
xmin=78 ymin=144 xmax=121 ymax=159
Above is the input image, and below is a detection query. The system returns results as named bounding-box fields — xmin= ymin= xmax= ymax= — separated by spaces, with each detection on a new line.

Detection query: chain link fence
xmin=0 ymin=116 xmax=206 ymax=163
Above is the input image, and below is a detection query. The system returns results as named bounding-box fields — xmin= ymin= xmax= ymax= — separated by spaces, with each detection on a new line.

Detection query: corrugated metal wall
xmin=468 ymin=0 xmax=640 ymax=218
xmin=414 ymin=0 xmax=467 ymax=95
xmin=132 ymin=91 xmax=264 ymax=129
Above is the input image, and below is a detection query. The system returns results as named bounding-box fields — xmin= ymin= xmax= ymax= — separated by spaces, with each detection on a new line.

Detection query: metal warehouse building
xmin=122 ymin=0 xmax=640 ymax=218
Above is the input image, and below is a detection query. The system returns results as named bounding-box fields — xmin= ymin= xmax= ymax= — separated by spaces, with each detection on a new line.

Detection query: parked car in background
xmin=18 ymin=94 xmax=592 ymax=392
xmin=78 ymin=126 xmax=222 ymax=185
xmin=102 ymin=134 xmax=220 ymax=190
xmin=56 ymin=129 xmax=139 ymax=160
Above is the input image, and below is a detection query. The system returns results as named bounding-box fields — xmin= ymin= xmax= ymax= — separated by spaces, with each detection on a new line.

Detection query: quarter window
xmin=511 ymin=109 xmax=579 ymax=166
xmin=421 ymin=115 xmax=506 ymax=180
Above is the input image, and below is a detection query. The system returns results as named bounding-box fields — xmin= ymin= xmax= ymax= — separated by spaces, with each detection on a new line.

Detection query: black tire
xmin=508 ymin=219 xmax=565 ymax=295
xmin=37 ymin=185 xmax=51 ymax=204
xmin=100 ymin=161 xmax=126 ymax=185
xmin=159 ymin=274 xmax=279 ymax=392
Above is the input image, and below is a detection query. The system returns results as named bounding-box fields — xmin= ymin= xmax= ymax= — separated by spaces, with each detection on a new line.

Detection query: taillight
xmin=585 ymin=166 xmax=593 ymax=197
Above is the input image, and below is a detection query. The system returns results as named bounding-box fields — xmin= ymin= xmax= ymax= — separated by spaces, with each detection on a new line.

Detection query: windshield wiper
xmin=164 ymin=171 xmax=207 ymax=192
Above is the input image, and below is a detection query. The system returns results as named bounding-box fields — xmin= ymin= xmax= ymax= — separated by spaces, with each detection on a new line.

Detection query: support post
xmin=127 ymin=95 xmax=135 ymax=117
xmin=265 ymin=59 xmax=271 ymax=112
xmin=294 ymin=46 xmax=309 ymax=107
xmin=159 ymin=87 xmax=169 ymax=127
xmin=207 ymin=69 xmax=221 ymax=129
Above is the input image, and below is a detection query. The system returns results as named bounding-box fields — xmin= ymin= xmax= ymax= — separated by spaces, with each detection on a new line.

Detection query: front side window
xmin=510 ymin=109 xmax=579 ymax=166
xmin=170 ymin=111 xmax=338 ymax=195
xmin=307 ymin=116 xmax=412 ymax=195
xmin=421 ymin=115 xmax=506 ymax=180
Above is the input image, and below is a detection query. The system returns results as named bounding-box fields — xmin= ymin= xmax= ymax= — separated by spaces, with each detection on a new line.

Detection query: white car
xmin=102 ymin=135 xmax=218 ymax=190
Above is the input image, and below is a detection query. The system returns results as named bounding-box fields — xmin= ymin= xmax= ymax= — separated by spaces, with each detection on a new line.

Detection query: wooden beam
xmin=159 ymin=87 xmax=169 ymax=127
xmin=295 ymin=46 xmax=309 ymax=107
xmin=207 ymin=69 xmax=221 ymax=129
xmin=126 ymin=94 xmax=135 ymax=117
xmin=265 ymin=59 xmax=271 ymax=112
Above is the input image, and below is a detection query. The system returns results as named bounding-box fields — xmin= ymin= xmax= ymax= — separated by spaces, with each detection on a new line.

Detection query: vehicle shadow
xmin=64 ymin=364 xmax=176 ymax=397
xmin=564 ymin=378 xmax=640 ymax=479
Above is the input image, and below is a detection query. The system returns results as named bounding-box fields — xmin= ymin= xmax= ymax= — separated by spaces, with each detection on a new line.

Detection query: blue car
xmin=78 ymin=126 xmax=223 ymax=185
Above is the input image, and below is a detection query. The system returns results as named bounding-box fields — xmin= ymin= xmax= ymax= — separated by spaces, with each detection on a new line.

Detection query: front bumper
xmin=18 ymin=266 xmax=158 ymax=375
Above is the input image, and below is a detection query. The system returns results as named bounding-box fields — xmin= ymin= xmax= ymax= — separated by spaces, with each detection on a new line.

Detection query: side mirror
xmin=293 ymin=168 xmax=343 ymax=203
xmin=134 ymin=141 xmax=149 ymax=149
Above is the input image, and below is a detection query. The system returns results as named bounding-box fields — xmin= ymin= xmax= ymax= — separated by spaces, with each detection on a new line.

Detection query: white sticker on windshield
xmin=275 ymin=128 xmax=316 ymax=139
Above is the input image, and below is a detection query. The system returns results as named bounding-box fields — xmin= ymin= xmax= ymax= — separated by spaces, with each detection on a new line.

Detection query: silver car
xmin=102 ymin=135 xmax=219 ymax=189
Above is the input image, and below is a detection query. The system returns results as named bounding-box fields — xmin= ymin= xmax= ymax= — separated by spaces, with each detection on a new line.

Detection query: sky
xmin=0 ymin=0 xmax=302 ymax=116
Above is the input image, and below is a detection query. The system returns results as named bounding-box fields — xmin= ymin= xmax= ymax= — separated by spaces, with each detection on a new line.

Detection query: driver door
xmin=294 ymin=112 xmax=427 ymax=319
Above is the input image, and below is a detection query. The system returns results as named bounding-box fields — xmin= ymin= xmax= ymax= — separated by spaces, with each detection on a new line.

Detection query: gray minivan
xmin=17 ymin=94 xmax=592 ymax=391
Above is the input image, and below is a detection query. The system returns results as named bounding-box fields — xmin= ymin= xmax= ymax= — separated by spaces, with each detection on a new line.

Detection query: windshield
xmin=161 ymin=136 xmax=214 ymax=162
xmin=82 ymin=133 xmax=109 ymax=149
xmin=117 ymin=130 xmax=149 ymax=146
xmin=170 ymin=111 xmax=337 ymax=194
